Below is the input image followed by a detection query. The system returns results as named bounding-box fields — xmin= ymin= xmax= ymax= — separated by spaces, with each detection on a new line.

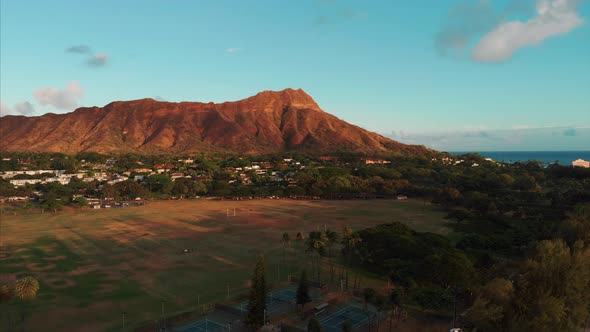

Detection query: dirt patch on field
xmin=229 ymin=211 xmax=279 ymax=227
xmin=66 ymin=264 xmax=101 ymax=276
xmin=44 ymin=255 xmax=67 ymax=261
xmin=26 ymin=262 xmax=56 ymax=272
xmin=29 ymin=302 xmax=118 ymax=332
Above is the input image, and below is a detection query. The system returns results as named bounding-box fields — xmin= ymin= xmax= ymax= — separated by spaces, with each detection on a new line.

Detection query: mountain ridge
xmin=0 ymin=88 xmax=432 ymax=156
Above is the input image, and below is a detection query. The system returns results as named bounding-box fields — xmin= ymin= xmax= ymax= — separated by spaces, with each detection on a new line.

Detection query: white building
xmin=9 ymin=179 xmax=43 ymax=186
xmin=572 ymin=159 xmax=590 ymax=168
xmin=1 ymin=170 xmax=63 ymax=179
xmin=107 ymin=176 xmax=128 ymax=185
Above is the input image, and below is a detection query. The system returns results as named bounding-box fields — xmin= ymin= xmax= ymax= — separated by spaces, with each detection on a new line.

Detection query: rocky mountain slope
xmin=0 ymin=88 xmax=430 ymax=156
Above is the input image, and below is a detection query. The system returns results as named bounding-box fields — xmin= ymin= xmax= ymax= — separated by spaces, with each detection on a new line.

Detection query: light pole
xmin=452 ymin=287 xmax=458 ymax=329
xmin=161 ymin=300 xmax=166 ymax=331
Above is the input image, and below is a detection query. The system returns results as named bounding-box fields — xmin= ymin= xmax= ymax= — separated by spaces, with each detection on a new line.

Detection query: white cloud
xmin=0 ymin=99 xmax=12 ymax=116
xmin=386 ymin=125 xmax=590 ymax=151
xmin=225 ymin=48 xmax=243 ymax=54
xmin=66 ymin=45 xmax=110 ymax=68
xmin=472 ymin=0 xmax=584 ymax=62
xmin=33 ymin=81 xmax=85 ymax=110
xmin=87 ymin=54 xmax=110 ymax=67
xmin=66 ymin=45 xmax=92 ymax=54
xmin=512 ymin=124 xmax=532 ymax=129
xmin=13 ymin=101 xmax=35 ymax=115
xmin=0 ymin=100 xmax=36 ymax=116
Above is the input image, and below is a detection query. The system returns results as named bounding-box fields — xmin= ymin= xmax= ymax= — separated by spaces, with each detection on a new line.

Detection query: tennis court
xmin=269 ymin=288 xmax=296 ymax=304
xmin=175 ymin=319 xmax=228 ymax=332
xmin=320 ymin=305 xmax=371 ymax=332
xmin=234 ymin=287 xmax=297 ymax=316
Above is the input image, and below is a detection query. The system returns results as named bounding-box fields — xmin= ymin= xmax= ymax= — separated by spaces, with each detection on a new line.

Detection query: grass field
xmin=0 ymin=198 xmax=450 ymax=331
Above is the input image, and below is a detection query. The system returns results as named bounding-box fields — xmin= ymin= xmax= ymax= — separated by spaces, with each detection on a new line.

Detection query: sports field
xmin=0 ymin=198 xmax=450 ymax=331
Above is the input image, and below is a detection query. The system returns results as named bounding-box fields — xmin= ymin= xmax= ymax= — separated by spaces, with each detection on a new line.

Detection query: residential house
xmin=171 ymin=172 xmax=185 ymax=180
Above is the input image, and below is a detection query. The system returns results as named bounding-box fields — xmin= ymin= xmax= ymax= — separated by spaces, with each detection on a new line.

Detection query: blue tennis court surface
xmin=175 ymin=319 xmax=227 ymax=332
xmin=269 ymin=288 xmax=296 ymax=303
xmin=234 ymin=288 xmax=296 ymax=316
xmin=320 ymin=305 xmax=371 ymax=332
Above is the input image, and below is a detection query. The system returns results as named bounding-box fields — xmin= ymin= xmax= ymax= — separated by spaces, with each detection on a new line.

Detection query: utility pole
xmin=161 ymin=300 xmax=166 ymax=331
xmin=452 ymin=287 xmax=457 ymax=329
xmin=122 ymin=311 xmax=126 ymax=331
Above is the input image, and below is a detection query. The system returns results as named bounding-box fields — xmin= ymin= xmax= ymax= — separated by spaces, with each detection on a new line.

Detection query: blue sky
xmin=1 ymin=0 xmax=589 ymax=151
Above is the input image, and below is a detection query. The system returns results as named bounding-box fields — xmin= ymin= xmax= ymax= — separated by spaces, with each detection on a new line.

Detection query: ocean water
xmin=449 ymin=151 xmax=590 ymax=166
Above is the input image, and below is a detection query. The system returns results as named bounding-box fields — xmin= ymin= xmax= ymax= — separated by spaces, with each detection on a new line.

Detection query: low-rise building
xmin=9 ymin=178 xmax=43 ymax=186
xmin=572 ymin=159 xmax=590 ymax=168
xmin=364 ymin=158 xmax=391 ymax=165
xmin=133 ymin=168 xmax=153 ymax=174
xmin=171 ymin=172 xmax=185 ymax=180
xmin=1 ymin=170 xmax=63 ymax=179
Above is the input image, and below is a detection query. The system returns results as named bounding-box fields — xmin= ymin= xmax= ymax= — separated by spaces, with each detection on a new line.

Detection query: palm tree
xmin=374 ymin=294 xmax=388 ymax=331
xmin=13 ymin=277 xmax=40 ymax=331
xmin=341 ymin=227 xmax=361 ymax=290
xmin=306 ymin=232 xmax=326 ymax=283
xmin=323 ymin=229 xmax=338 ymax=282
xmin=14 ymin=277 xmax=39 ymax=300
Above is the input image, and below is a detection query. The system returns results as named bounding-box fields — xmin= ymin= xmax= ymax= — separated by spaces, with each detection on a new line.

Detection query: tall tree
xmin=323 ymin=228 xmax=339 ymax=282
xmin=306 ymin=232 xmax=326 ymax=283
xmin=512 ymin=240 xmax=590 ymax=331
xmin=13 ymin=277 xmax=40 ymax=332
xmin=281 ymin=232 xmax=290 ymax=276
xmin=296 ymin=270 xmax=311 ymax=309
xmin=307 ymin=318 xmax=323 ymax=332
xmin=466 ymin=240 xmax=590 ymax=331
xmin=342 ymin=320 xmax=352 ymax=332
xmin=341 ymin=227 xmax=361 ymax=289
xmin=246 ymin=255 xmax=267 ymax=329
xmin=363 ymin=288 xmax=376 ymax=310
xmin=374 ymin=294 xmax=388 ymax=331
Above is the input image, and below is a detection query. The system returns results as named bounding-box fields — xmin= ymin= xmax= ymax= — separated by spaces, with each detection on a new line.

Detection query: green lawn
xmin=0 ymin=199 xmax=450 ymax=331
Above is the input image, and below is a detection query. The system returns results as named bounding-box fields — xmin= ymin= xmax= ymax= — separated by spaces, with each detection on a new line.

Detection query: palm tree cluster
xmin=282 ymin=226 xmax=363 ymax=288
